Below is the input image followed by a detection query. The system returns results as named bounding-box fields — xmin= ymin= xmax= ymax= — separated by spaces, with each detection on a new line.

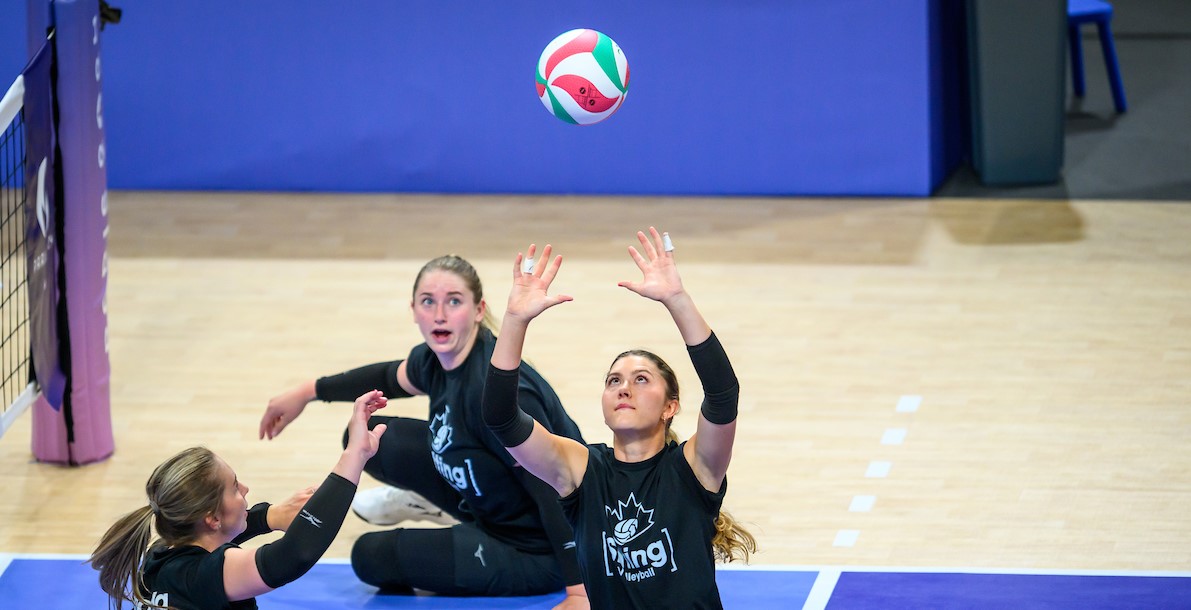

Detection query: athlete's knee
xmin=351 ymin=531 xmax=413 ymax=593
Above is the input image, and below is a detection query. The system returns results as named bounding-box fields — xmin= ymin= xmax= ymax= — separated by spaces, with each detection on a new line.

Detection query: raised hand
xmin=268 ymin=485 xmax=317 ymax=531
xmin=505 ymin=243 xmax=573 ymax=324
xmin=347 ymin=390 xmax=388 ymax=460
xmin=259 ymin=382 xmax=315 ymax=440
xmin=618 ymin=227 xmax=685 ymax=304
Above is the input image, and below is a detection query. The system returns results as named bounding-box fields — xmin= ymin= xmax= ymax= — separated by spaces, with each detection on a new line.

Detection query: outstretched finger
xmin=617 ymin=279 xmax=643 ymax=295
xmin=535 ymin=244 xmax=553 ymax=278
xmin=365 ymin=396 xmax=388 ymax=416
xmin=626 ymin=244 xmax=649 ymax=273
xmin=540 ymin=252 xmax=564 ymax=285
xmin=647 ymin=226 xmax=668 ymax=257
xmin=520 ymin=243 xmax=539 ymax=276
xmin=370 ymin=423 xmax=388 ymax=440
xmin=636 ymin=230 xmax=659 ymax=260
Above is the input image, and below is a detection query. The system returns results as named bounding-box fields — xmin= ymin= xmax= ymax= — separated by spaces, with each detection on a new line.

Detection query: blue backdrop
xmin=11 ymin=0 xmax=968 ymax=196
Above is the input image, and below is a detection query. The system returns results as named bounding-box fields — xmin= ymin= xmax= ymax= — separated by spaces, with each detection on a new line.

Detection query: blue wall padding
xmin=34 ymin=1 xmax=965 ymax=196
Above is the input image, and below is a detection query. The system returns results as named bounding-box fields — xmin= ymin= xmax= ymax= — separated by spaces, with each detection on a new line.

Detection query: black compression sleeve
xmin=688 ymin=332 xmax=740 ymax=425
xmin=481 ymin=365 xmax=536 ymax=447
xmin=315 ymin=360 xmax=412 ymax=402
xmin=230 ymin=502 xmax=272 ymax=545
xmin=253 ymin=473 xmax=356 ymax=589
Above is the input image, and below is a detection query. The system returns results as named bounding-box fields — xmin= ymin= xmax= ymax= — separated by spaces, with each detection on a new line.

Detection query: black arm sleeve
xmin=688 ymin=332 xmax=740 ymax=425
xmin=230 ymin=502 xmax=272 ymax=545
xmin=314 ymin=360 xmax=412 ymax=402
xmin=253 ymin=473 xmax=356 ymax=589
xmin=481 ymin=365 xmax=536 ymax=447
xmin=516 ymin=467 xmax=584 ymax=587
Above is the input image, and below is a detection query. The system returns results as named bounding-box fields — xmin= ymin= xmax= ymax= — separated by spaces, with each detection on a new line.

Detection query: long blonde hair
xmin=90 ymin=447 xmax=224 ymax=610
xmin=613 ymin=350 xmax=757 ymax=563
xmin=413 ymin=255 xmax=499 ymax=334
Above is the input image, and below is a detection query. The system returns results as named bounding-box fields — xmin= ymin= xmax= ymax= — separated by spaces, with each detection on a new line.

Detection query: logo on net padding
xmin=602 ymin=493 xmax=677 ymax=581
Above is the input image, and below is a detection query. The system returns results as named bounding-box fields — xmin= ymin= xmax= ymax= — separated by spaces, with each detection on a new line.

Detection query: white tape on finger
xmin=522 ymin=257 xmax=535 ymax=273
xmin=662 ymin=232 xmax=674 ymax=252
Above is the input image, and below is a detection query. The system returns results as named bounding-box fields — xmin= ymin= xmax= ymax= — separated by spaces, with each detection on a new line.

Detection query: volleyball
xmin=613 ymin=518 xmax=638 ymax=543
xmin=536 ymin=29 xmax=630 ymax=125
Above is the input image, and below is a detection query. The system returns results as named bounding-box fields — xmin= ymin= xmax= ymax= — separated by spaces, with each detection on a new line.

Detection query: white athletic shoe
xmin=351 ymin=486 xmax=457 ymax=526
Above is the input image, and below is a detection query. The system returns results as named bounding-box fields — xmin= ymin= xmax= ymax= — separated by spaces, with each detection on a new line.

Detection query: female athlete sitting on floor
xmin=91 ymin=390 xmax=388 ymax=610
xmin=482 ymin=228 xmax=756 ymax=609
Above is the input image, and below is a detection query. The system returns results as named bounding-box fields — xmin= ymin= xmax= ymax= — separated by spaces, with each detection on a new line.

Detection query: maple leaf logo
xmin=430 ymin=405 xmax=453 ymax=453
xmin=606 ymin=493 xmax=655 ymax=544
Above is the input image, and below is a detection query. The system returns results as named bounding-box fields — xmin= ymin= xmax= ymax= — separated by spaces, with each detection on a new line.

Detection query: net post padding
xmin=28 ymin=0 xmax=113 ymax=465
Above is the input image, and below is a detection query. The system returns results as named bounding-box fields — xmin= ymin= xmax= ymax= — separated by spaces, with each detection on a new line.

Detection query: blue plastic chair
xmin=1068 ymin=0 xmax=1127 ymax=112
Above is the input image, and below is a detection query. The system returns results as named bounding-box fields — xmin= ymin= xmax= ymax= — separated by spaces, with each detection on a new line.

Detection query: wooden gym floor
xmin=1 ymin=191 xmax=1189 ymax=577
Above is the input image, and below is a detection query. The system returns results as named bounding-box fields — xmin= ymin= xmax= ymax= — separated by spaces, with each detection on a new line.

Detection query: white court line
xmin=748 ymin=564 xmax=1191 ymax=578
xmin=849 ymin=495 xmax=876 ymax=512
xmin=833 ymin=530 xmax=859 ymax=547
xmin=896 ymin=395 xmax=921 ymax=412
xmin=865 ymin=461 xmax=891 ymax=478
xmin=801 ymin=569 xmax=841 ymax=610
xmin=881 ymin=428 xmax=906 ymax=445
xmin=0 ymin=553 xmax=12 ymax=579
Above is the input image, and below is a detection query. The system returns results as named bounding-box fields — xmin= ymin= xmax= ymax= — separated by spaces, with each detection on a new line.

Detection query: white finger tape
xmin=522 ymin=257 xmax=535 ymax=273
xmin=662 ymin=232 xmax=674 ymax=252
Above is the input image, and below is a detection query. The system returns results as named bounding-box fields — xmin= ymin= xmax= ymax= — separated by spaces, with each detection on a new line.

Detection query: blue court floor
xmin=3 ymin=554 xmax=1189 ymax=609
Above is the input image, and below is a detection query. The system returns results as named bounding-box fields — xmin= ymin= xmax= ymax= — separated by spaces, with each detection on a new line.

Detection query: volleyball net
xmin=0 ymin=0 xmax=114 ymax=465
xmin=0 ymin=75 xmax=38 ymax=440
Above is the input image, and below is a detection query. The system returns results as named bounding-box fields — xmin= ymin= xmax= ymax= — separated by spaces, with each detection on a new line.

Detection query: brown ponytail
xmin=91 ymin=506 xmax=161 ymax=609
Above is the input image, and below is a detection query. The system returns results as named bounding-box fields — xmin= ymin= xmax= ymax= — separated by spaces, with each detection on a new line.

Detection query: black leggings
xmin=344 ymin=416 xmax=564 ymax=595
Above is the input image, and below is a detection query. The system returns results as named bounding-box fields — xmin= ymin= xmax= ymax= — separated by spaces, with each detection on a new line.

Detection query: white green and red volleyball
xmin=536 ymin=29 xmax=630 ymax=126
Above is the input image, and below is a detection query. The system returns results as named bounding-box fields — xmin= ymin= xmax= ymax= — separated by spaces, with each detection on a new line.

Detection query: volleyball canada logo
xmin=429 ymin=406 xmax=453 ymax=453
xmin=428 ymin=406 xmax=483 ymax=496
xmin=602 ymin=493 xmax=677 ymax=582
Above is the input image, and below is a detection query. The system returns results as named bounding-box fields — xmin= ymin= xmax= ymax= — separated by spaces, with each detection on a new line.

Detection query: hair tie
xmin=148 ymin=501 xmax=160 ymax=514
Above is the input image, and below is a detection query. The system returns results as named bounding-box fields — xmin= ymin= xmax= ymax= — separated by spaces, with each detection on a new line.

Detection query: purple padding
xmin=0 ymin=559 xmax=814 ymax=608
xmin=0 ymin=558 xmax=109 ymax=607
xmin=828 ymin=572 xmax=1191 ymax=610
xmin=719 ymin=569 xmax=817 ymax=607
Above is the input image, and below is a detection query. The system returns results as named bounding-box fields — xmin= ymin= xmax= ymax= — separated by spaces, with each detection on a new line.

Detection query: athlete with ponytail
xmin=483 ymin=228 xmax=756 ymax=609
xmin=90 ymin=390 xmax=388 ymax=610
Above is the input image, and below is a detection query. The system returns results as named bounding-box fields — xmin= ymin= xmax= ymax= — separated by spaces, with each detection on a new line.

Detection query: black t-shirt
xmin=405 ymin=329 xmax=584 ymax=551
xmin=139 ymin=543 xmax=256 ymax=610
xmin=560 ymin=441 xmax=727 ymax=610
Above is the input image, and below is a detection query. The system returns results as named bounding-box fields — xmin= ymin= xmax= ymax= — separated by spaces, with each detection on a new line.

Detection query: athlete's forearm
xmin=315 ymin=360 xmax=412 ymax=402
xmin=688 ymin=332 xmax=739 ymax=424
